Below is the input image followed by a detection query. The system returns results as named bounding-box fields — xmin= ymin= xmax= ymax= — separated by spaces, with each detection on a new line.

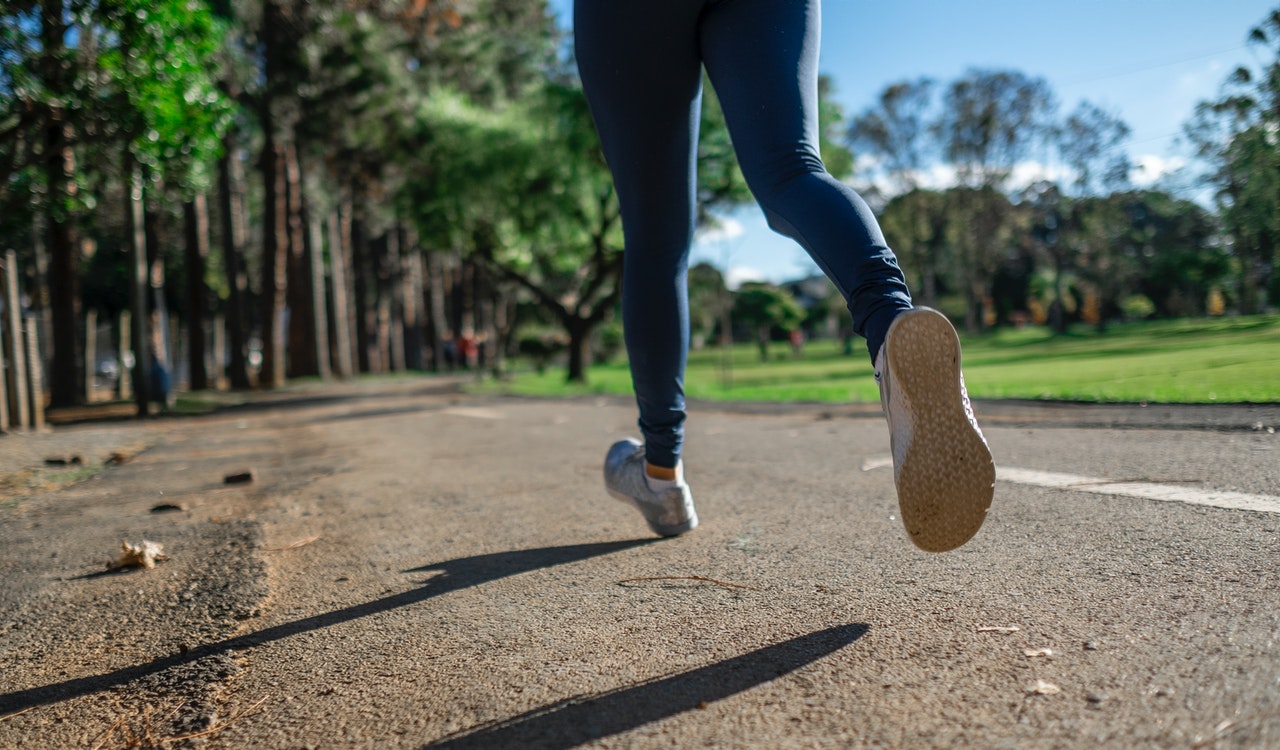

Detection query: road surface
xmin=0 ymin=378 xmax=1277 ymax=748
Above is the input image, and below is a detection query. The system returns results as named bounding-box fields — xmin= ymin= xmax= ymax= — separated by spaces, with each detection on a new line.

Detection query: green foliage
xmin=733 ymin=283 xmax=805 ymax=331
xmin=938 ymin=69 xmax=1056 ymax=189
xmin=688 ymin=261 xmax=730 ymax=347
xmin=483 ymin=315 xmax=1280 ymax=405
xmin=1119 ymin=294 xmax=1155 ymax=320
xmin=696 ymin=78 xmax=751 ymax=219
xmin=96 ymin=0 xmax=233 ymax=190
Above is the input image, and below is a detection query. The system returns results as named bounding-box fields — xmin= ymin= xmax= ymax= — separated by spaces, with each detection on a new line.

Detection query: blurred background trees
xmin=0 ymin=1 xmax=1277 ymax=411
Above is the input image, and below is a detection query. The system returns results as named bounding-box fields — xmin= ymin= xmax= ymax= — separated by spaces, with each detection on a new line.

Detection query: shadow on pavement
xmin=0 ymin=539 xmax=656 ymax=716
xmin=425 ymin=623 xmax=870 ymax=749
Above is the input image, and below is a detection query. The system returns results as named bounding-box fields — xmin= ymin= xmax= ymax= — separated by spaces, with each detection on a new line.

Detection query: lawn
xmin=476 ymin=315 xmax=1280 ymax=404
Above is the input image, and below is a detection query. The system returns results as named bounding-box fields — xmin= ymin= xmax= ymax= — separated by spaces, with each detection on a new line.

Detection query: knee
xmin=745 ymin=151 xmax=827 ymax=211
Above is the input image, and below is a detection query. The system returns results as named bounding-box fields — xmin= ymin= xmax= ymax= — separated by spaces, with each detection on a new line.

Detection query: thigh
xmin=699 ymin=0 xmax=823 ymax=196
xmin=574 ymin=0 xmax=706 ymax=190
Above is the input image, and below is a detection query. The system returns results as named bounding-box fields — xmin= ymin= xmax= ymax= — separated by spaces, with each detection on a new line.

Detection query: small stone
xmin=1083 ymin=641 xmax=1098 ymax=651
xmin=1086 ymin=693 xmax=1109 ymax=704
xmin=224 ymin=470 xmax=256 ymax=485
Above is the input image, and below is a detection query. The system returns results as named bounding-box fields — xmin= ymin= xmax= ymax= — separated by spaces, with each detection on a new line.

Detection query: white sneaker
xmin=604 ymin=438 xmax=698 ymax=537
xmin=876 ymin=308 xmax=994 ymax=552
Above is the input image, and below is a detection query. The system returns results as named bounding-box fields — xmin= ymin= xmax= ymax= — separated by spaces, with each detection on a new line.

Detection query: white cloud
xmin=694 ymin=217 xmax=745 ymax=244
xmin=862 ymin=160 xmax=1071 ymax=197
xmin=1008 ymin=161 xmax=1071 ymax=189
xmin=724 ymin=266 xmax=766 ymax=290
xmin=1132 ymin=154 xmax=1186 ymax=186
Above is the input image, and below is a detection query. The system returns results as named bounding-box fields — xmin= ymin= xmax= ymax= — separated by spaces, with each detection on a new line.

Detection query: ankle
xmin=645 ymin=462 xmax=678 ymax=481
xmin=644 ymin=461 xmax=682 ymax=491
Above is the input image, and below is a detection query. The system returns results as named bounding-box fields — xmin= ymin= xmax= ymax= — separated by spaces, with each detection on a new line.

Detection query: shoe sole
xmin=606 ymin=487 xmax=698 ymax=537
xmin=885 ymin=308 xmax=995 ymax=552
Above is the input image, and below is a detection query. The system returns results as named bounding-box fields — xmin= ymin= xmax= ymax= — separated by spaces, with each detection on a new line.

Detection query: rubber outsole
xmin=883 ymin=309 xmax=995 ymax=552
xmin=606 ymin=488 xmax=697 ymax=537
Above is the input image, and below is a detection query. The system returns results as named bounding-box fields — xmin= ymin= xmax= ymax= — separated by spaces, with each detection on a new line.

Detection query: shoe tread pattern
xmin=886 ymin=309 xmax=995 ymax=552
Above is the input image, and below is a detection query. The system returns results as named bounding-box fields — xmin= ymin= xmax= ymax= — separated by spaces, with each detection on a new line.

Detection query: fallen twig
xmin=0 ymin=705 xmax=37 ymax=723
xmin=88 ymin=713 xmax=128 ymax=750
xmin=262 ymin=535 xmax=321 ymax=552
xmin=166 ymin=696 xmax=269 ymax=741
xmin=618 ymin=575 xmax=759 ymax=591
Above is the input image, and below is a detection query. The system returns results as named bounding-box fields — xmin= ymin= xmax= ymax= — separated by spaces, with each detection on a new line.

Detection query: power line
xmin=1060 ymin=44 xmax=1249 ymax=88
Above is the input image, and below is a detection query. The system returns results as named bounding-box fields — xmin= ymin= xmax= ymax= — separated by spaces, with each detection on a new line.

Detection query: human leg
xmin=700 ymin=0 xmax=993 ymax=550
xmin=699 ymin=0 xmax=912 ymax=359
xmin=575 ymin=0 xmax=704 ymax=472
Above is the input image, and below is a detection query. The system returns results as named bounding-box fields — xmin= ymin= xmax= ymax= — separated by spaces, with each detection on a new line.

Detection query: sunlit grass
xmin=476 ymin=314 xmax=1280 ymax=404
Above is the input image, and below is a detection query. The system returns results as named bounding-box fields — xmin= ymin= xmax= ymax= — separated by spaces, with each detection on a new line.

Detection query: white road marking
xmin=440 ymin=407 xmax=505 ymax=420
xmin=997 ymin=467 xmax=1280 ymax=515
xmin=862 ymin=456 xmax=1280 ymax=514
xmin=860 ymin=456 xmax=894 ymax=471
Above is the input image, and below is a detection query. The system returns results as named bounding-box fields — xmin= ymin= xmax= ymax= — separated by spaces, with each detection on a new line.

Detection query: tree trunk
xmin=31 ymin=215 xmax=53 ymax=372
xmin=285 ymin=141 xmax=318 ymax=378
xmin=126 ymin=168 xmax=150 ymax=416
xmin=327 ymin=208 xmax=354 ymax=378
xmin=1050 ymin=256 xmax=1067 ymax=334
xmin=308 ymin=204 xmax=331 ymax=379
xmin=386 ymin=228 xmax=405 ymax=372
xmin=183 ymin=195 xmax=211 ymax=390
xmin=565 ymin=319 xmax=590 ymax=383
xmin=426 ymin=251 xmax=448 ymax=371
xmin=259 ymin=136 xmax=289 ymax=389
xmin=42 ymin=0 xmax=80 ymax=408
xmin=145 ymin=203 xmax=172 ymax=381
xmin=45 ymin=122 xmax=80 ymax=407
xmin=403 ymin=248 xmax=425 ymax=370
xmin=352 ymin=212 xmax=372 ymax=373
xmin=217 ymin=142 xmax=252 ymax=389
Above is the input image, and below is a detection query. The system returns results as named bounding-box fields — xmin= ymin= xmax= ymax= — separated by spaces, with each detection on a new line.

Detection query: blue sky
xmin=547 ymin=0 xmax=1275 ymax=285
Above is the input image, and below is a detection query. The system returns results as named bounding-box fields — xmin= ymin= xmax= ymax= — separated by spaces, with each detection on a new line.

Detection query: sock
xmin=644 ymin=462 xmax=682 ymax=491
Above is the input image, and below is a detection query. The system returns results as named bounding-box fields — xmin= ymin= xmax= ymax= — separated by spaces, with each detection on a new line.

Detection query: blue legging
xmin=576 ymin=0 xmax=913 ymax=469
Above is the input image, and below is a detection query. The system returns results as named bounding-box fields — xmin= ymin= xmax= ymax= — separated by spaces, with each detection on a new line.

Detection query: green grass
xmin=476 ymin=314 xmax=1280 ymax=404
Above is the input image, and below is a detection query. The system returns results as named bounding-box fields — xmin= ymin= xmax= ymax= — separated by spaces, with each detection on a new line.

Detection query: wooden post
xmin=117 ymin=310 xmax=132 ymax=400
xmin=84 ymin=308 xmax=97 ymax=402
xmin=0 ymin=301 xmax=8 ymax=433
xmin=213 ymin=313 xmax=226 ymax=388
xmin=3 ymin=250 xmax=29 ymax=428
xmin=25 ymin=319 xmax=44 ymax=430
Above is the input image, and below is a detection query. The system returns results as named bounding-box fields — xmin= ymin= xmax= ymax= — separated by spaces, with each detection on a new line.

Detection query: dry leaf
xmin=977 ymin=626 xmax=1021 ymax=633
xmin=1024 ymin=648 xmax=1054 ymax=658
xmin=1029 ymin=679 xmax=1061 ymax=695
xmin=113 ymin=540 xmax=169 ymax=570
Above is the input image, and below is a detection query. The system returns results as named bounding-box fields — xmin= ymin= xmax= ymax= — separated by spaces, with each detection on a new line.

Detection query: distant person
xmin=441 ymin=331 xmax=458 ymax=372
xmin=579 ymin=0 xmax=995 ymax=551
xmin=789 ymin=328 xmax=805 ymax=358
xmin=458 ymin=329 xmax=479 ymax=370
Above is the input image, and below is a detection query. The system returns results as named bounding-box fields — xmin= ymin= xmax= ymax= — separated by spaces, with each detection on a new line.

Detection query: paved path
xmin=0 ymin=378 xmax=1277 ymax=748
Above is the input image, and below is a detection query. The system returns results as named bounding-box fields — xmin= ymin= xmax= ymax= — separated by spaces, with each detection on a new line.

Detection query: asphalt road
xmin=0 ymin=378 xmax=1277 ymax=749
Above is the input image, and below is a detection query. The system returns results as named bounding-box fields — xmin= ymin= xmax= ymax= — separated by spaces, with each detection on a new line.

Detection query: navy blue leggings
xmin=576 ymin=0 xmax=913 ymax=469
